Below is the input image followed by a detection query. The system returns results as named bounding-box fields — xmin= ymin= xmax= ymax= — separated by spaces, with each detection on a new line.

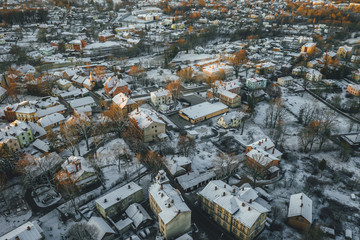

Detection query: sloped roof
xmin=288 ymin=192 xmax=312 ymax=223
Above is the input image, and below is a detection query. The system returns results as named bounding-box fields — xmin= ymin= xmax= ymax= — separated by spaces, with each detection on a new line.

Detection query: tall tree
xmin=228 ymin=49 xmax=248 ymax=78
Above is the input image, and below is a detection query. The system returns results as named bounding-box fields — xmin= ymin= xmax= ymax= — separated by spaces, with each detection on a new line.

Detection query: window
xmin=233 ymin=228 xmax=237 ymax=234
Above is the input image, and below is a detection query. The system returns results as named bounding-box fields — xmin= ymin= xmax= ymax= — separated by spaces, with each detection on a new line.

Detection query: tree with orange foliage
xmin=55 ymin=170 xmax=78 ymax=211
xmin=177 ymin=135 xmax=195 ymax=157
xmin=103 ymin=104 xmax=128 ymax=134
xmin=143 ymin=150 xmax=164 ymax=178
xmin=93 ymin=66 xmax=106 ymax=85
xmin=166 ymin=79 xmax=181 ymax=102
xmin=128 ymin=65 xmax=146 ymax=85
xmin=177 ymin=67 xmax=194 ymax=83
xmin=228 ymin=50 xmax=248 ymax=78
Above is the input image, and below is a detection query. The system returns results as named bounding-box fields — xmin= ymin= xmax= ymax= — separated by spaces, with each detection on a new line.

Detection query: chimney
xmin=248 ymin=207 xmax=251 ymax=211
xmin=242 ymin=202 xmax=245 ymax=207
xmin=161 ymin=184 xmax=163 ymax=190
xmin=259 ymin=141 xmax=261 ymax=146
xmin=116 ymin=197 xmax=120 ymax=201
xmin=232 ymin=189 xmax=235 ymax=193
xmin=265 ymin=138 xmax=267 ymax=141
xmin=300 ymin=195 xmax=303 ymax=200
xmin=265 ymin=146 xmax=267 ymax=151
xmin=27 ymin=226 xmax=31 ymax=230
xmin=242 ymin=187 xmax=244 ymax=191
xmin=300 ymin=203 xmax=303 ymax=207
xmin=249 ymin=199 xmax=252 ymax=203
xmin=222 ymin=192 xmax=226 ymax=196
xmin=161 ymin=193 xmax=164 ymax=197
xmin=272 ymin=148 xmax=275 ymax=154
xmin=128 ymin=184 xmax=131 ymax=189
xmin=224 ymin=185 xmax=226 ymax=188
xmin=168 ymin=203 xmax=171 ymax=208
xmin=75 ymin=163 xmax=78 ymax=172
xmin=136 ymin=105 xmax=139 ymax=112
xmin=215 ymin=186 xmax=218 ymax=190
xmin=104 ymin=198 xmax=107 ymax=203
xmin=171 ymin=199 xmax=174 ymax=203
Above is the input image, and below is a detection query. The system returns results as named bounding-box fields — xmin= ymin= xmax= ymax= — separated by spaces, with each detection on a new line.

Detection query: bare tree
xmin=215 ymin=153 xmax=241 ymax=183
xmin=247 ymin=153 xmax=271 ymax=188
xmin=66 ymin=113 xmax=94 ymax=151
xmin=66 ymin=222 xmax=98 ymax=240
xmin=177 ymin=135 xmax=195 ymax=157
xmin=265 ymin=98 xmax=286 ymax=129
xmin=317 ymin=110 xmax=337 ymax=151
xmin=60 ymin=123 xmax=81 ymax=156
xmin=298 ymin=102 xmax=319 ymax=126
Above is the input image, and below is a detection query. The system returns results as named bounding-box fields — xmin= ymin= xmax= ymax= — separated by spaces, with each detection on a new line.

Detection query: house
xmin=198 ymin=180 xmax=270 ymax=240
xmin=149 ymin=182 xmax=191 ymax=239
xmin=56 ymin=79 xmax=73 ymax=91
xmin=203 ymin=63 xmax=233 ymax=79
xmin=306 ymin=69 xmax=322 ymax=82
xmin=112 ymin=93 xmax=138 ymax=117
xmin=83 ymin=74 xmax=96 ymax=90
xmin=6 ymin=120 xmax=34 ymax=148
xmin=351 ymin=69 xmax=360 ymax=82
xmin=15 ymin=101 xmax=38 ymax=122
xmin=347 ymin=84 xmax=360 ymax=96
xmin=98 ymin=31 xmax=116 ymax=42
xmin=104 ymin=76 xmax=130 ymax=97
xmin=245 ymin=77 xmax=267 ymax=90
xmin=150 ymin=88 xmax=173 ymax=108
xmin=37 ymin=113 xmax=65 ymax=130
xmin=179 ymin=102 xmax=229 ymax=124
xmin=95 ymin=182 xmax=143 ymax=219
xmin=301 ymin=42 xmax=317 ymax=55
xmin=255 ymin=62 xmax=275 ymax=74
xmin=128 ymin=107 xmax=166 ymax=142
xmin=165 ymin=156 xmax=192 ymax=178
xmin=58 ymin=156 xmax=98 ymax=189
xmin=208 ymin=88 xmax=241 ymax=108
xmin=88 ymin=216 xmax=116 ymax=240
xmin=69 ymin=96 xmax=96 ymax=109
xmin=125 ymin=203 xmax=152 ymax=229
xmin=217 ymin=111 xmax=246 ymax=129
xmin=337 ymin=45 xmax=352 ymax=58
xmin=0 ymin=221 xmax=44 ymax=240
xmin=277 ymin=76 xmax=294 ymax=86
xmin=176 ymin=171 xmax=216 ymax=192
xmin=288 ymin=193 xmax=312 ymax=231
xmin=245 ymin=138 xmax=282 ymax=178
xmin=3 ymin=104 xmax=18 ymax=122
xmin=0 ymin=128 xmax=21 ymax=152
xmin=0 ymin=86 xmax=7 ymax=103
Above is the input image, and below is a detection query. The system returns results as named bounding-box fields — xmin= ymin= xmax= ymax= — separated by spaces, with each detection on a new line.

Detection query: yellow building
xmin=128 ymin=107 xmax=166 ymax=142
xmin=179 ymin=102 xmax=229 ymax=124
xmin=95 ymin=182 xmax=143 ymax=219
xmin=347 ymin=84 xmax=360 ymax=96
xmin=337 ymin=45 xmax=352 ymax=58
xmin=198 ymin=181 xmax=270 ymax=240
xmin=288 ymin=193 xmax=312 ymax=231
xmin=15 ymin=104 xmax=38 ymax=122
xmin=0 ymin=132 xmax=20 ymax=152
xmin=301 ymin=43 xmax=317 ymax=55
xmin=149 ymin=183 xmax=191 ymax=239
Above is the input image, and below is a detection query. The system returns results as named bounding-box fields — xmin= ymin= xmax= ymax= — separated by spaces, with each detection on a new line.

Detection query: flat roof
xmin=180 ymin=102 xmax=228 ymax=120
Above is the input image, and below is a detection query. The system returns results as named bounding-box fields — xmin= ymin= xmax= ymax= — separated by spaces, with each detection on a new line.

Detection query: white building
xmin=150 ymin=88 xmax=173 ymax=107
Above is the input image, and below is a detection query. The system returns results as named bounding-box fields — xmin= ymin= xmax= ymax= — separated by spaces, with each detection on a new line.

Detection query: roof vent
xmin=104 ymin=198 xmax=107 ymax=203
xmin=224 ymin=185 xmax=226 ymax=188
xmin=128 ymin=184 xmax=131 ymax=189
xmin=116 ymin=197 xmax=120 ymax=201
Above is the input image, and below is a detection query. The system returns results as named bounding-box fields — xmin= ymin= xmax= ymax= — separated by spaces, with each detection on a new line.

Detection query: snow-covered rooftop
xmin=288 ymin=192 xmax=312 ymax=223
xmin=180 ymin=102 xmax=228 ymax=120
